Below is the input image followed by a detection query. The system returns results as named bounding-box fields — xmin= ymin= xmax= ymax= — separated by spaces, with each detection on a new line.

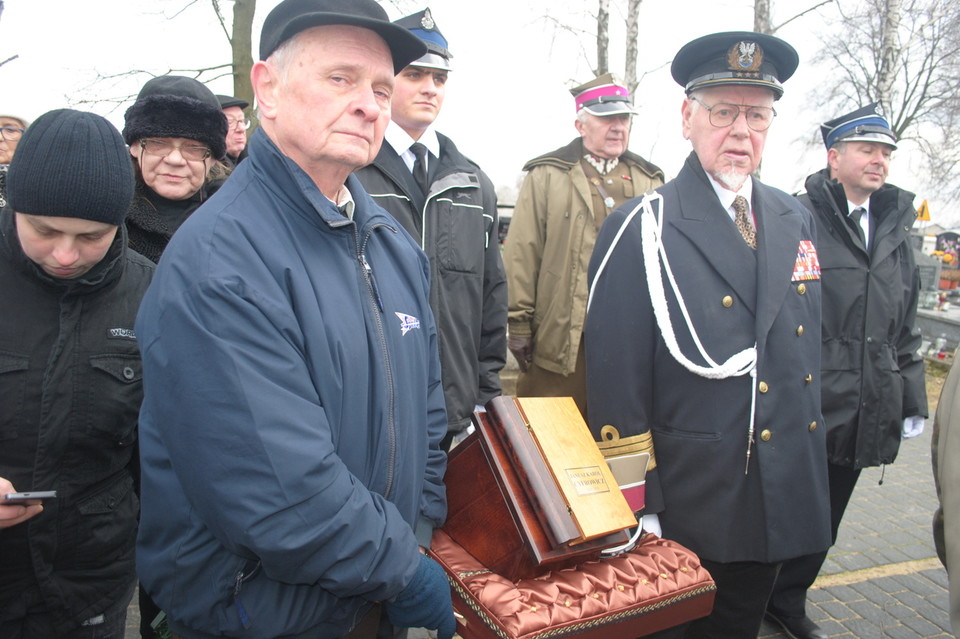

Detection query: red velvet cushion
xmin=430 ymin=530 xmax=716 ymax=639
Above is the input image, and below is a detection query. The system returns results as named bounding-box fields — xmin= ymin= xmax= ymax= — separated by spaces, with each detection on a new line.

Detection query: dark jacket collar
xmin=523 ymin=137 xmax=664 ymax=181
xmin=246 ymin=129 xmax=393 ymax=233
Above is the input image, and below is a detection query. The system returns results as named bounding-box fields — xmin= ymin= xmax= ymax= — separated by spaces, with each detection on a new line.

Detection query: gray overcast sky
xmin=1 ymin=0 xmax=951 ymax=225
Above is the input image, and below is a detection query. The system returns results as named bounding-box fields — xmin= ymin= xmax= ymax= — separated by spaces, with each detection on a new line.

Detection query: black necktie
xmin=410 ymin=143 xmax=429 ymax=196
xmin=849 ymin=207 xmax=867 ymax=245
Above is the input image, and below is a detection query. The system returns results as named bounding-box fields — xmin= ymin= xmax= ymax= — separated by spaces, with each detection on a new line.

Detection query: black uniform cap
xmin=671 ymin=31 xmax=799 ymax=100
xmin=259 ymin=0 xmax=426 ymax=73
xmin=820 ymin=102 xmax=897 ymax=150
xmin=217 ymin=95 xmax=249 ymax=110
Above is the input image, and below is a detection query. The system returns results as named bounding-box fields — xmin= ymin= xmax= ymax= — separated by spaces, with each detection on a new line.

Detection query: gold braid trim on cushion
xmin=431 ymin=530 xmax=716 ymax=639
xmin=448 ymin=577 xmax=716 ymax=639
xmin=596 ymin=425 xmax=657 ymax=470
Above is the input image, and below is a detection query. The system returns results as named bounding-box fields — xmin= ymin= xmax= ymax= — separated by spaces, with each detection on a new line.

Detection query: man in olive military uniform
xmin=503 ymin=73 xmax=663 ymax=417
xmin=585 ymin=32 xmax=831 ymax=639
xmin=765 ymin=104 xmax=927 ymax=639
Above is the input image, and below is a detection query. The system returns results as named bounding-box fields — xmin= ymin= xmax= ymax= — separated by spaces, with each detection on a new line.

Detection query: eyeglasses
xmin=690 ymin=97 xmax=777 ymax=132
xmin=225 ymin=117 xmax=251 ymax=131
xmin=139 ymin=138 xmax=211 ymax=162
xmin=0 ymin=126 xmax=25 ymax=142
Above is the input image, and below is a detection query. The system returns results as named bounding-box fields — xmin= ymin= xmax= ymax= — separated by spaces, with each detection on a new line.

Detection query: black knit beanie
xmin=7 ymin=109 xmax=135 ymax=226
xmin=123 ymin=75 xmax=228 ymax=160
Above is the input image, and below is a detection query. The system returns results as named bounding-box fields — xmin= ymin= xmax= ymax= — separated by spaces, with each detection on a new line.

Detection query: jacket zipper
xmin=233 ymin=561 xmax=261 ymax=629
xmin=356 ymin=224 xmax=398 ymax=499
xmin=419 ymin=176 xmax=479 ymax=249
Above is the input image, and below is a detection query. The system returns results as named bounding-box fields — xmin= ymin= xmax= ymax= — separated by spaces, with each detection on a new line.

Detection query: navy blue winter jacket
xmin=135 ymin=130 xmax=448 ymax=638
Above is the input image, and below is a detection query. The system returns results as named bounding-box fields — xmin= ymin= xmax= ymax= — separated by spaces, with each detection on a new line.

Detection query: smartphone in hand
xmin=3 ymin=491 xmax=57 ymax=505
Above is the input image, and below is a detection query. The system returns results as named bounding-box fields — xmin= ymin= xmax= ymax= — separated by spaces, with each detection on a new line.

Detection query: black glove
xmin=383 ymin=554 xmax=456 ymax=639
xmin=508 ymin=335 xmax=533 ymax=373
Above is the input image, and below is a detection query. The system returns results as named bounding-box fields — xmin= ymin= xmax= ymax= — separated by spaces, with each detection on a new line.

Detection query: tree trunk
xmin=231 ymin=0 xmax=257 ymax=127
xmin=625 ymin=0 xmax=641 ymax=95
xmin=596 ymin=0 xmax=610 ymax=76
xmin=877 ymin=0 xmax=901 ymax=115
xmin=754 ymin=0 xmax=773 ymax=33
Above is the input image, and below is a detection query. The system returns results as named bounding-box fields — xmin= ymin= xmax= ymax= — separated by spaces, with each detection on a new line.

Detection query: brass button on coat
xmin=809 ymin=421 xmax=817 ymax=432
xmin=805 ymin=374 xmax=813 ymax=383
xmin=760 ymin=429 xmax=772 ymax=441
xmin=722 ymin=296 xmax=733 ymax=308
xmin=796 ymin=325 xmax=804 ymax=336
xmin=797 ymin=283 xmax=807 ymax=295
xmin=758 ymin=381 xmax=769 ymax=393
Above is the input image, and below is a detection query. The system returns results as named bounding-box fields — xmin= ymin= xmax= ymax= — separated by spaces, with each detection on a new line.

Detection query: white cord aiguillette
xmin=588 ymin=193 xmax=759 ymax=474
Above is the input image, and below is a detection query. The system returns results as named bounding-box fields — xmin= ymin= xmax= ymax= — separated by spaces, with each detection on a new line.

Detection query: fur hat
xmin=123 ymin=76 xmax=227 ymax=160
xmin=7 ymin=109 xmax=134 ymax=225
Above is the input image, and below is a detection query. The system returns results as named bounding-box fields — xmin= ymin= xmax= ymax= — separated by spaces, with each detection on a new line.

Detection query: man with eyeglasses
xmin=217 ymin=95 xmax=250 ymax=167
xmin=585 ymin=32 xmax=830 ymax=639
xmin=133 ymin=1 xmax=454 ymax=638
xmin=503 ymin=72 xmax=663 ymax=419
xmin=0 ymin=114 xmax=29 ymax=209
xmin=765 ymin=104 xmax=927 ymax=639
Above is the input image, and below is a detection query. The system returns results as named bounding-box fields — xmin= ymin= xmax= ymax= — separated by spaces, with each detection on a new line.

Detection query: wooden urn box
xmin=442 ymin=396 xmax=637 ymax=581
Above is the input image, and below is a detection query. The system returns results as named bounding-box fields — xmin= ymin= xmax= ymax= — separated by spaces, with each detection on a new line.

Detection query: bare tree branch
xmin=168 ymin=0 xmax=201 ymax=20
xmin=539 ymin=13 xmax=594 ymax=72
xmin=211 ymin=0 xmax=232 ymax=45
xmin=0 ymin=0 xmax=16 ymax=70
xmin=810 ymin=0 xmax=960 ymax=199
xmin=772 ymin=0 xmax=834 ymax=32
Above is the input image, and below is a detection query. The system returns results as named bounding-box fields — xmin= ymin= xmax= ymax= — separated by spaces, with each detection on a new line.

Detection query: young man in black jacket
xmin=355 ymin=8 xmax=507 ymax=450
xmin=766 ymin=103 xmax=927 ymax=639
xmin=0 ymin=109 xmax=153 ymax=639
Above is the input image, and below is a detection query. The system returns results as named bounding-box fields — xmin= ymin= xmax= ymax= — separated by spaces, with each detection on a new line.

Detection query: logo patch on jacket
xmin=792 ymin=240 xmax=821 ymax=281
xmin=106 ymin=327 xmax=137 ymax=340
xmin=395 ymin=312 xmax=421 ymax=335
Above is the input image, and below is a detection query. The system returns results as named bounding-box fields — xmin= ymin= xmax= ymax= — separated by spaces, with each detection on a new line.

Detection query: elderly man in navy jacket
xmin=586 ymin=32 xmax=831 ymax=639
xmin=134 ymin=1 xmax=454 ymax=638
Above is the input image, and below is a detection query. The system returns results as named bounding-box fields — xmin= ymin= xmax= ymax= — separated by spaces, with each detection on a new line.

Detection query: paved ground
xmin=759 ymin=360 xmax=953 ymax=639
xmin=124 ymin=361 xmax=955 ymax=638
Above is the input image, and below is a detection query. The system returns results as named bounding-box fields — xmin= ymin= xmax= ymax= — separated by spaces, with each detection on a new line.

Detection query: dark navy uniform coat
xmin=586 ymin=152 xmax=831 ymax=564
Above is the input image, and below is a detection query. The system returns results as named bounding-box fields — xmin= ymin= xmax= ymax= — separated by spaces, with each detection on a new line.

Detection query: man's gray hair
xmin=576 ymin=109 xmax=633 ymax=124
xmin=267 ymin=29 xmax=310 ymax=86
xmin=687 ymin=89 xmax=706 ymax=114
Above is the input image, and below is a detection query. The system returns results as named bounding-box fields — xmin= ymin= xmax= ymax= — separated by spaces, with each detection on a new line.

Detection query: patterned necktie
xmin=410 ymin=142 xmax=429 ymax=195
xmin=733 ymin=195 xmax=757 ymax=249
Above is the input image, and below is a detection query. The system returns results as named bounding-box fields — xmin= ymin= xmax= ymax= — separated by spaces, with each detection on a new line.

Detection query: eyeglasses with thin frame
xmin=690 ymin=96 xmax=777 ymax=132
xmin=225 ymin=117 xmax=251 ymax=131
xmin=0 ymin=126 xmax=25 ymax=142
xmin=139 ymin=138 xmax=212 ymax=162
